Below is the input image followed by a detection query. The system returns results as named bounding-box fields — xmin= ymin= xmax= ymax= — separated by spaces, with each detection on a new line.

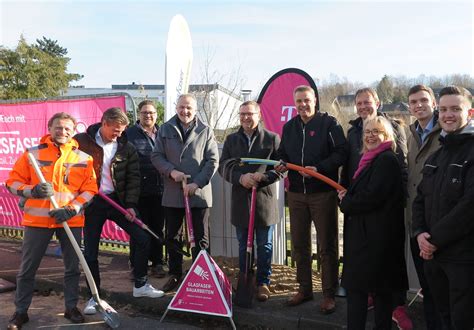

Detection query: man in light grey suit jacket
xmin=151 ymin=93 xmax=218 ymax=292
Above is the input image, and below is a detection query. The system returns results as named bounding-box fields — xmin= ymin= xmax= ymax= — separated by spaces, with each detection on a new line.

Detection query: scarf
xmin=353 ymin=141 xmax=392 ymax=180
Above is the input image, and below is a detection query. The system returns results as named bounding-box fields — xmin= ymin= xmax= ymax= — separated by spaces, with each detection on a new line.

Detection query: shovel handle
xmin=239 ymin=158 xmax=346 ymax=191
xmin=246 ymin=186 xmax=257 ymax=253
xmin=181 ymin=175 xmax=195 ymax=248
xmin=27 ymin=153 xmax=102 ymax=300
xmin=98 ymin=191 xmax=190 ymax=257
xmin=285 ymin=162 xmax=346 ymax=191
xmin=98 ymin=192 xmax=155 ymax=237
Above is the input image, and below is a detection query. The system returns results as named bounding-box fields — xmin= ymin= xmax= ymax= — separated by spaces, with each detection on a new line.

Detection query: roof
xmin=109 ymin=83 xmax=242 ymax=99
xmin=335 ymin=94 xmax=355 ymax=106
xmin=379 ymin=102 xmax=409 ymax=112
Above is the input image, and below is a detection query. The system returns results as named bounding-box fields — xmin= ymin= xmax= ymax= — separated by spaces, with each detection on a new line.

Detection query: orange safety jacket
xmin=5 ymin=135 xmax=98 ymax=228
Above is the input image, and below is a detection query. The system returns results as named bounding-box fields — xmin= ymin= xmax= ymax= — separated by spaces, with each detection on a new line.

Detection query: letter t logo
xmin=281 ymin=106 xmax=296 ymax=122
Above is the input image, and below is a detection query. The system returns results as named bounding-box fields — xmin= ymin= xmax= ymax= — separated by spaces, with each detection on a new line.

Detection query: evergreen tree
xmin=35 ymin=37 xmax=68 ymax=57
xmin=0 ymin=35 xmax=82 ymax=99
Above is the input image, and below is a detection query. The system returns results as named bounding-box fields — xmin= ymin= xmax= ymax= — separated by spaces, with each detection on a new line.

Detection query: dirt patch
xmin=211 ymin=256 xmax=323 ymax=296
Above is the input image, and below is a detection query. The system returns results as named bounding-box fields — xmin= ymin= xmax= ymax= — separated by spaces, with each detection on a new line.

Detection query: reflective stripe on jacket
xmin=6 ymin=135 xmax=98 ymax=228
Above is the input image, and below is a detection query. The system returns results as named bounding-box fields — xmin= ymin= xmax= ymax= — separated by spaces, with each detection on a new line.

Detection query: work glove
xmin=49 ymin=205 xmax=77 ymax=224
xmin=31 ymin=182 xmax=54 ymax=199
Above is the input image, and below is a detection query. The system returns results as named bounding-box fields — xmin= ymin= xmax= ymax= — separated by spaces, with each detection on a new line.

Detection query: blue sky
xmin=1 ymin=0 xmax=472 ymax=97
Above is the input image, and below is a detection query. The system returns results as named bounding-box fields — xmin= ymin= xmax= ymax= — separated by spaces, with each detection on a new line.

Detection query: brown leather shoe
xmin=64 ymin=307 xmax=85 ymax=323
xmin=7 ymin=312 xmax=29 ymax=329
xmin=286 ymin=292 xmax=313 ymax=306
xmin=257 ymin=284 xmax=271 ymax=302
xmin=320 ymin=296 xmax=336 ymax=314
xmin=161 ymin=275 xmax=180 ymax=292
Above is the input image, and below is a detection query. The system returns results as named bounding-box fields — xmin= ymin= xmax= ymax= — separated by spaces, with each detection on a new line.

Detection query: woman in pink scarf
xmin=338 ymin=117 xmax=408 ymax=330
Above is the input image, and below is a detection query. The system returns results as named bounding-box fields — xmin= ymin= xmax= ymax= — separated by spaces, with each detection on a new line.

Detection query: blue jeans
xmin=235 ymin=225 xmax=274 ymax=286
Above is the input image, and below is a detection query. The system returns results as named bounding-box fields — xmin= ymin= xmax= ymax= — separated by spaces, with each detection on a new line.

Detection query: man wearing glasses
xmin=126 ymin=100 xmax=166 ymax=278
xmin=218 ymin=101 xmax=283 ymax=302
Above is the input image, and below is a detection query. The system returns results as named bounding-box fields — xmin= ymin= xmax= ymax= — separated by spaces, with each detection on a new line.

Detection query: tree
xmin=194 ymin=47 xmax=244 ymax=142
xmin=35 ymin=37 xmax=68 ymax=57
xmin=155 ymin=101 xmax=165 ymax=125
xmin=376 ymin=75 xmax=395 ymax=104
xmin=0 ymin=35 xmax=82 ymax=100
xmin=318 ymin=74 xmax=363 ymax=132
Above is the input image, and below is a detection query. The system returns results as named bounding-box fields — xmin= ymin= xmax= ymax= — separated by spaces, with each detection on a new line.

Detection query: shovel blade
xmin=96 ymin=298 xmax=120 ymax=328
xmin=234 ymin=272 xmax=256 ymax=308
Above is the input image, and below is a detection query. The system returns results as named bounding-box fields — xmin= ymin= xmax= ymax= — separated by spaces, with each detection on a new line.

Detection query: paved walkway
xmin=0 ymin=237 xmax=426 ymax=329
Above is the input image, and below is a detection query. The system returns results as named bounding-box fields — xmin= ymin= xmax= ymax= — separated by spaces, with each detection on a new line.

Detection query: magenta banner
xmin=257 ymin=68 xmax=318 ymax=137
xmin=0 ymin=96 xmax=130 ymax=242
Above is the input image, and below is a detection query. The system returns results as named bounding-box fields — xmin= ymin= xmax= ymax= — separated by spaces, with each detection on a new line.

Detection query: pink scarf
xmin=353 ymin=141 xmax=392 ymax=180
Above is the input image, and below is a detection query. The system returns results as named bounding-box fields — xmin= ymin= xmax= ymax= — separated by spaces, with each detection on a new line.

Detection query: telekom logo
xmin=281 ymin=106 xmax=296 ymax=122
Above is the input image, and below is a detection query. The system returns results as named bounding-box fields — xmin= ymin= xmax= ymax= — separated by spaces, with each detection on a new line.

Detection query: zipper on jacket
xmin=329 ymin=131 xmax=336 ymax=147
xmin=248 ymin=134 xmax=257 ymax=153
xmin=171 ymin=125 xmax=186 ymax=162
xmin=301 ymin=126 xmax=306 ymax=194
xmin=111 ymin=160 xmax=117 ymax=190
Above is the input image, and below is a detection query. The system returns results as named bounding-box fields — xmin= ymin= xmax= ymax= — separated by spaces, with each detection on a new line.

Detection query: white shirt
xmin=95 ymin=129 xmax=118 ymax=194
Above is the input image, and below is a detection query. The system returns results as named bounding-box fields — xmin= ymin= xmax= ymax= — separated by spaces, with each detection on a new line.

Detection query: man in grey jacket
xmin=151 ymin=94 xmax=219 ymax=292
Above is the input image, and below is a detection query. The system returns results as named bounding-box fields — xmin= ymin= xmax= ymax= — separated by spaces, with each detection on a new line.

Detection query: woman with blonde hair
xmin=338 ymin=117 xmax=408 ymax=329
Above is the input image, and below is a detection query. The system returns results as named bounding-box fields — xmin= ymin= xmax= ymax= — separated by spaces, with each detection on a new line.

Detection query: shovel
xmin=98 ymin=191 xmax=190 ymax=257
xmin=234 ymin=186 xmax=257 ymax=308
xmin=181 ymin=175 xmax=196 ymax=250
xmin=27 ymin=153 xmax=120 ymax=329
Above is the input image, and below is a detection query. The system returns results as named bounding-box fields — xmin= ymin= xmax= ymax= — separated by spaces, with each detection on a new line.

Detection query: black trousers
xmin=424 ymin=259 xmax=474 ymax=329
xmin=84 ymin=194 xmax=150 ymax=292
xmin=129 ymin=194 xmax=165 ymax=267
xmin=347 ymin=290 xmax=393 ymax=330
xmin=410 ymin=237 xmax=443 ymax=329
xmin=164 ymin=207 xmax=209 ymax=277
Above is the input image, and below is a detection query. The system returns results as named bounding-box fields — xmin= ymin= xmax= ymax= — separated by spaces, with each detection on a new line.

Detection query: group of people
xmin=5 ymin=83 xmax=473 ymax=330
xmin=6 ymin=94 xmax=218 ymax=329
xmin=340 ymin=85 xmax=473 ymax=330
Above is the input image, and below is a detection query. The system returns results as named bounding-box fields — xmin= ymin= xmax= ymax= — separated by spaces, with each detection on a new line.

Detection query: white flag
xmin=165 ymin=14 xmax=193 ymax=121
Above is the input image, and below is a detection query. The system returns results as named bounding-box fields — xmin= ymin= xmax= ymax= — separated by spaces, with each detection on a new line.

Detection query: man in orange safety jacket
xmin=5 ymin=112 xmax=97 ymax=329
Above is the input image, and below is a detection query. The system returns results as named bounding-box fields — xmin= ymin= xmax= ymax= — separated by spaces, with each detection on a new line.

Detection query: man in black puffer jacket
xmin=412 ymin=86 xmax=474 ymax=329
xmin=75 ymin=108 xmax=164 ymax=316
xmin=277 ymin=85 xmax=347 ymax=314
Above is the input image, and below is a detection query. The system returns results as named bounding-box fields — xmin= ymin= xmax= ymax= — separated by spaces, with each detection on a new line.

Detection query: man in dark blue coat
xmin=126 ymin=100 xmax=166 ymax=278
